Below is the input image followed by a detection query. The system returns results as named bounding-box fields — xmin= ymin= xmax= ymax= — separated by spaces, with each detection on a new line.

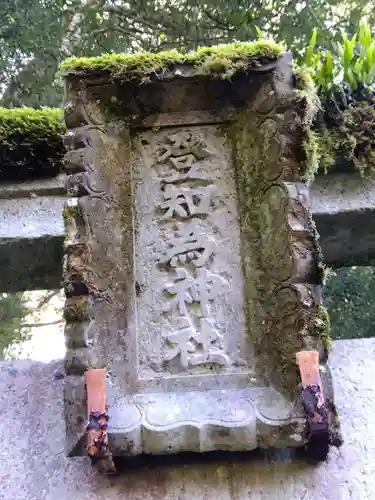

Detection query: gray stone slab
xmin=310 ymin=173 xmax=375 ymax=267
xmin=0 ymin=179 xmax=66 ymax=291
xmin=107 ymin=386 xmax=304 ymax=456
xmin=310 ymin=171 xmax=375 ymax=215
xmin=62 ymin=117 xmax=316 ymax=456
xmin=0 ymin=235 xmax=64 ymax=292
xmin=0 ymin=176 xmax=66 ymax=200
xmin=0 ymin=338 xmax=374 ymax=499
xmin=0 ymin=195 xmax=65 ymax=239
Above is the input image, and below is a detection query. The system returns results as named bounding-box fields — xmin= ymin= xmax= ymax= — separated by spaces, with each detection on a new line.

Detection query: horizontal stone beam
xmin=0 ymin=178 xmax=66 ymax=292
xmin=0 ymin=172 xmax=374 ymax=292
xmin=311 ymin=172 xmax=375 ymax=268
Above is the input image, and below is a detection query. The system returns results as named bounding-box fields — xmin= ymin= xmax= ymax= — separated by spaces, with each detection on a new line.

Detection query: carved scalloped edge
xmin=282 ymin=182 xmax=327 ymax=356
xmin=62 ymin=198 xmax=92 ymax=377
xmin=254 ymin=56 xmax=342 ymax=450
xmin=64 ymin=381 xmax=308 ymax=456
xmin=265 ymin=58 xmax=329 ymax=360
xmin=62 ymin=94 xmax=105 ymax=455
xmin=62 ymin=90 xmax=109 ymax=369
xmin=261 ymin=179 xmax=341 ymax=451
xmin=108 ymin=413 xmax=307 ymax=456
xmin=285 ymin=183 xmax=343 ymax=450
xmin=259 ymin=181 xmax=328 ymax=382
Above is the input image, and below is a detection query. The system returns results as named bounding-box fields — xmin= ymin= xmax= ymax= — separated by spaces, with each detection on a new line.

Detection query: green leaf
xmin=354 ymin=58 xmax=363 ymax=78
xmin=359 ymin=20 xmax=366 ymax=46
xmin=346 ymin=68 xmax=358 ymax=89
xmin=254 ymin=25 xmax=263 ymax=40
xmin=365 ymin=23 xmax=372 ymax=48
xmin=305 ymin=27 xmax=317 ymax=67
xmin=325 ymin=50 xmax=333 ymax=80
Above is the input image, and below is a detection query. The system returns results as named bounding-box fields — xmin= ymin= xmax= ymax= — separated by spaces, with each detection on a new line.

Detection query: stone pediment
xmin=61 ymin=42 xmax=342 ymax=473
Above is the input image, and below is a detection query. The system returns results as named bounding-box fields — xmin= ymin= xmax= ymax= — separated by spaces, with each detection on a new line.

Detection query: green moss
xmin=340 ymin=99 xmax=375 ymax=176
xmin=305 ymin=91 xmax=375 ymax=178
xmin=64 ymin=297 xmax=89 ymax=323
xmin=313 ymin=305 xmax=332 ymax=354
xmin=293 ymin=65 xmax=319 ymax=125
xmin=63 ymin=202 xmax=81 ymax=224
xmin=0 ymin=107 xmax=65 ymax=180
xmin=293 ymin=65 xmax=321 ymax=183
xmin=0 ymin=107 xmax=64 ymax=141
xmin=313 ymin=98 xmax=375 ymax=177
xmin=59 ymin=41 xmax=284 ymax=81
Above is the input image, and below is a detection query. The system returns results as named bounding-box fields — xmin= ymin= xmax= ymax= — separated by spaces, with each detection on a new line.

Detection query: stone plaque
xmin=61 ymin=49 xmax=341 ymax=461
xmin=133 ymin=127 xmax=249 ymax=380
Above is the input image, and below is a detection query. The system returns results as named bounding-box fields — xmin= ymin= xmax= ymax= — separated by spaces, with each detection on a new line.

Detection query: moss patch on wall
xmin=292 ymin=64 xmax=375 ymax=179
xmin=59 ymin=41 xmax=284 ymax=81
xmin=312 ymin=305 xmax=332 ymax=355
xmin=314 ymin=96 xmax=375 ymax=177
xmin=226 ymin=61 xmax=333 ymax=394
xmin=293 ymin=65 xmax=321 ymax=183
xmin=0 ymin=107 xmax=65 ymax=181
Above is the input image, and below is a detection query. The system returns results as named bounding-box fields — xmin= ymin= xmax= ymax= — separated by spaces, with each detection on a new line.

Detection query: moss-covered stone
xmin=312 ymin=305 xmax=332 ymax=354
xmin=292 ymin=65 xmax=321 ymax=183
xmin=59 ymin=41 xmax=284 ymax=81
xmin=223 ymin=60 xmax=332 ymax=395
xmin=0 ymin=107 xmax=65 ymax=181
xmin=291 ymin=65 xmax=375 ymax=180
xmin=64 ymin=296 xmax=90 ymax=323
xmin=0 ymin=107 xmax=64 ymax=140
xmin=315 ymin=97 xmax=375 ymax=177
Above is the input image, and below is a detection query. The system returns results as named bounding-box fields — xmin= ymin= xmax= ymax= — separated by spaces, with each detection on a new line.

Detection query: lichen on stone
xmin=223 ymin=59 xmax=332 ymax=394
xmin=58 ymin=40 xmax=284 ymax=81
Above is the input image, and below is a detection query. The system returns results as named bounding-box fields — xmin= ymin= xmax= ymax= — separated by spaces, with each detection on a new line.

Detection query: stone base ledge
xmin=103 ymin=387 xmax=305 ymax=456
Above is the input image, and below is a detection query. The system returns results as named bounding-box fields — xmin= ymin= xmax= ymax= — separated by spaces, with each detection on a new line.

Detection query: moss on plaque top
xmin=59 ymin=40 xmax=285 ymax=81
xmin=0 ymin=107 xmax=65 ymax=181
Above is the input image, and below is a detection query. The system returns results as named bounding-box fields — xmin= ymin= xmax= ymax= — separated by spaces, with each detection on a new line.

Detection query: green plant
xmin=305 ymin=20 xmax=375 ymax=93
xmin=305 ymin=28 xmax=336 ymax=92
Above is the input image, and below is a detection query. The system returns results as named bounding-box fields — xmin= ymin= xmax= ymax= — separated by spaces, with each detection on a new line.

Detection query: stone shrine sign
xmin=60 ymin=42 xmax=342 ymax=473
xmin=135 ymin=128 xmax=244 ymax=374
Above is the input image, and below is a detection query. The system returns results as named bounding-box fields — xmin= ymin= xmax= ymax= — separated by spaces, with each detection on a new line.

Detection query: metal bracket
xmin=84 ymin=368 xmax=116 ymax=474
xmin=296 ymin=350 xmax=329 ymax=461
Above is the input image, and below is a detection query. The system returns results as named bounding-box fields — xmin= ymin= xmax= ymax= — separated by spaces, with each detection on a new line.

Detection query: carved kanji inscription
xmin=163 ymin=267 xmax=226 ymax=317
xmin=160 ymin=185 xmax=215 ymax=219
xmin=157 ymin=220 xmax=217 ymax=268
xmin=133 ymin=126 xmax=248 ymax=376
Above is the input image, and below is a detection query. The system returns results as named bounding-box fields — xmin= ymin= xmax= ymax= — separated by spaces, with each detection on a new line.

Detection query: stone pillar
xmin=61 ymin=43 xmax=342 ymax=461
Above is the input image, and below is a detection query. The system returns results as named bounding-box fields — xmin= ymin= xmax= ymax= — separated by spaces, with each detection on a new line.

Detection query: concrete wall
xmin=0 ymin=338 xmax=374 ymax=500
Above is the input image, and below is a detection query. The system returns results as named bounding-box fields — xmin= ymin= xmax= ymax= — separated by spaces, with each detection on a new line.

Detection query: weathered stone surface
xmin=133 ymin=127 xmax=247 ymax=376
xmin=60 ymin=52 xmax=341 ymax=459
xmin=0 ymin=339 xmax=373 ymax=499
